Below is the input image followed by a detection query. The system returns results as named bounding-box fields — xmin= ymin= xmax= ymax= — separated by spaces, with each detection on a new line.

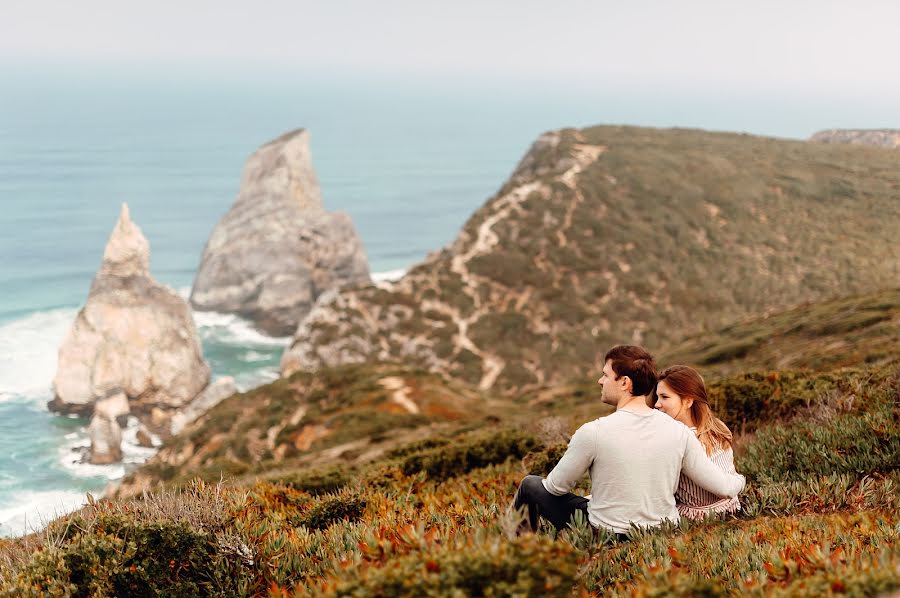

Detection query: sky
xmin=2 ymin=1 xmax=900 ymax=134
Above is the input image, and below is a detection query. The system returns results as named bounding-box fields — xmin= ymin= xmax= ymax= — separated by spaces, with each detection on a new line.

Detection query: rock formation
xmin=170 ymin=376 xmax=237 ymax=435
xmin=281 ymin=126 xmax=900 ymax=394
xmin=190 ymin=129 xmax=370 ymax=336
xmin=810 ymin=129 xmax=900 ymax=148
xmin=51 ymin=204 xmax=211 ymax=440
xmin=88 ymin=413 xmax=123 ymax=465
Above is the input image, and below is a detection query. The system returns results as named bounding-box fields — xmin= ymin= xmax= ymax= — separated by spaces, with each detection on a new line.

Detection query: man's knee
xmin=518 ymin=475 xmax=545 ymax=499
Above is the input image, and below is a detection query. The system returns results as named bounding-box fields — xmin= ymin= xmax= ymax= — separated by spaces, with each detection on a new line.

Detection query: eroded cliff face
xmin=810 ymin=129 xmax=900 ymax=148
xmin=281 ymin=126 xmax=900 ymax=394
xmin=190 ymin=129 xmax=370 ymax=336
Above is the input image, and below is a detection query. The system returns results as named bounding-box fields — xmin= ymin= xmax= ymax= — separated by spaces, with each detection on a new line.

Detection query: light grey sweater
xmin=543 ymin=409 xmax=746 ymax=534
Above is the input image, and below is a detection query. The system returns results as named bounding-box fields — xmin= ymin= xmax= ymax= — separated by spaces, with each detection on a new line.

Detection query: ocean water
xmin=0 ymin=66 xmax=632 ymax=536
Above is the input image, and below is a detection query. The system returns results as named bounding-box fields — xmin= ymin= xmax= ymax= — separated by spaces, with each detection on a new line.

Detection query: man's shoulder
xmin=648 ymin=410 xmax=692 ymax=431
xmin=576 ymin=418 xmax=606 ymax=434
xmin=578 ymin=410 xmax=693 ymax=435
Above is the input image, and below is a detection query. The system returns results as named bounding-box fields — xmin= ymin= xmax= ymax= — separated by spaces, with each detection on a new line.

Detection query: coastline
xmin=0 ymin=268 xmax=406 ymax=537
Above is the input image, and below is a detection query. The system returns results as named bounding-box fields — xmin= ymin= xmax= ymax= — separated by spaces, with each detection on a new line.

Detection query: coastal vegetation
xmin=663 ymin=287 xmax=900 ymax=374
xmin=1 ymin=312 xmax=897 ymax=595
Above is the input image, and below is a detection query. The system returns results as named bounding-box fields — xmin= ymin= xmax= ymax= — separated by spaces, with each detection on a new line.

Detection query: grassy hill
xmin=662 ymin=287 xmax=900 ymax=375
xmin=111 ymin=362 xmax=611 ymax=499
xmin=281 ymin=126 xmax=900 ymax=394
xmin=116 ymin=286 xmax=900 ymax=497
xmin=1 ymin=358 xmax=897 ymax=596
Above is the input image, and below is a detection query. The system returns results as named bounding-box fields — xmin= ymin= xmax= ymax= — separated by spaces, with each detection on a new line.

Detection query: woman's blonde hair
xmin=657 ymin=365 xmax=732 ymax=455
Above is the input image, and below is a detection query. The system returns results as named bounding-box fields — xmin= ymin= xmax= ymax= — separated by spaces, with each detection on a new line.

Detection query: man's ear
xmin=621 ymin=375 xmax=633 ymax=394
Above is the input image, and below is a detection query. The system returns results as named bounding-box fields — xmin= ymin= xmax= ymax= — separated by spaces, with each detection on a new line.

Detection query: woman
xmin=654 ymin=365 xmax=741 ymax=520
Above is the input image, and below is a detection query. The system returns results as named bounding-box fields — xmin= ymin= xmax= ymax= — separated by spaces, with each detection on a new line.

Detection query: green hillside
xmin=1 ymin=359 xmax=897 ymax=596
xmin=282 ymin=126 xmax=900 ymax=394
xmin=662 ymin=287 xmax=900 ymax=375
xmin=112 ymin=363 xmax=611 ymax=498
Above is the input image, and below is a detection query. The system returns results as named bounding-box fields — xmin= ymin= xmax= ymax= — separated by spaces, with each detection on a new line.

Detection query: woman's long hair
xmin=658 ymin=365 xmax=732 ymax=455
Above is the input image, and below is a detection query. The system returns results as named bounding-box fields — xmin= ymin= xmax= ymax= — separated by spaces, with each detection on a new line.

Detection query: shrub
xmin=400 ymin=429 xmax=540 ymax=481
xmin=737 ymin=401 xmax=900 ymax=483
xmin=267 ymin=466 xmax=353 ymax=496
xmin=297 ymin=492 xmax=367 ymax=530
xmin=5 ymin=516 xmax=218 ymax=597
xmin=310 ymin=533 xmax=581 ymax=597
xmin=707 ymin=369 xmax=849 ymax=429
xmin=522 ymin=443 xmax=567 ymax=476
xmin=385 ymin=437 xmax=450 ymax=459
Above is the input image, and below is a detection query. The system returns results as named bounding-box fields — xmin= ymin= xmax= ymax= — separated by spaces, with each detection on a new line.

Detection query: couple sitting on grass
xmin=514 ymin=345 xmax=744 ymax=540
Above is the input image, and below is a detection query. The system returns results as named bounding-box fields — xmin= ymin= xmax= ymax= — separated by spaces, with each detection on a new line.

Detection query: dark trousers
xmin=513 ymin=475 xmax=630 ymax=543
xmin=513 ymin=474 xmax=590 ymax=532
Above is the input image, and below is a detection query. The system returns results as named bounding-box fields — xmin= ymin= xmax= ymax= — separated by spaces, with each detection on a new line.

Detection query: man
xmin=513 ymin=345 xmax=745 ymax=538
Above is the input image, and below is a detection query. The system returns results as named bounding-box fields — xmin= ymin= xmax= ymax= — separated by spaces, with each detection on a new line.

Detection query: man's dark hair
xmin=604 ymin=345 xmax=658 ymax=397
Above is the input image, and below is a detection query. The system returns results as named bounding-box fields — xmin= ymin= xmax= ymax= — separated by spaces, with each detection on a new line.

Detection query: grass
xmin=663 ymin=287 xmax=900 ymax=375
xmin=1 ymin=360 xmax=897 ymax=596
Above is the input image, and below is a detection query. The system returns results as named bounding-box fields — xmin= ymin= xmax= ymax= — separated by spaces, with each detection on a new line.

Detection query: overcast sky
xmin=3 ymin=1 xmax=900 ymax=96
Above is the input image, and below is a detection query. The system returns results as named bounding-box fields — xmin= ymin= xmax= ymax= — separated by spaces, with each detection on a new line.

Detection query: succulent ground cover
xmin=1 ymin=360 xmax=897 ymax=596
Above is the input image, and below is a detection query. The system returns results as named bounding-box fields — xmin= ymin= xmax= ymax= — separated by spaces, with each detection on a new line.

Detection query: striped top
xmin=676 ymin=428 xmax=741 ymax=520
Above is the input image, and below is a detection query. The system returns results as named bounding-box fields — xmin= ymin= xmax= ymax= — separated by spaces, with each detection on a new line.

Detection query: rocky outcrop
xmin=281 ymin=126 xmax=900 ymax=394
xmin=51 ymin=204 xmax=211 ymax=427
xmin=170 ymin=376 xmax=237 ymax=435
xmin=810 ymin=129 xmax=900 ymax=148
xmin=190 ymin=129 xmax=370 ymax=336
xmin=88 ymin=391 xmax=130 ymax=464
xmin=88 ymin=413 xmax=122 ymax=465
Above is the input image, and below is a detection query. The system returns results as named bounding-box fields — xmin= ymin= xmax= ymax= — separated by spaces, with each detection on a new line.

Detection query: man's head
xmin=598 ymin=345 xmax=658 ymax=407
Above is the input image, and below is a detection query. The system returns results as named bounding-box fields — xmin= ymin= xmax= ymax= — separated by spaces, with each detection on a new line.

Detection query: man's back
xmin=543 ymin=409 xmax=744 ymax=533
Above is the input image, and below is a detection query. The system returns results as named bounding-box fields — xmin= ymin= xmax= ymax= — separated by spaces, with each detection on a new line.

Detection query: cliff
xmin=282 ymin=126 xmax=900 ymax=393
xmin=810 ymin=128 xmax=900 ymax=148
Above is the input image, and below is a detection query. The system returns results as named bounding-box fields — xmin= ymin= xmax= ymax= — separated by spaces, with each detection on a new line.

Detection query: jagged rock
xmin=810 ymin=129 xmax=900 ymax=148
xmin=135 ymin=425 xmax=154 ymax=448
xmin=88 ymin=411 xmax=123 ymax=465
xmin=149 ymin=407 xmax=171 ymax=433
xmin=190 ymin=129 xmax=370 ymax=336
xmin=50 ymin=204 xmax=211 ymax=417
xmin=170 ymin=376 xmax=237 ymax=435
xmin=95 ymin=390 xmax=130 ymax=428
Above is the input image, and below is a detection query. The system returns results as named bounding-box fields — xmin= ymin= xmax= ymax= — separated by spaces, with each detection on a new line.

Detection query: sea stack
xmin=190 ymin=129 xmax=371 ymax=336
xmin=51 ymin=204 xmax=211 ymax=449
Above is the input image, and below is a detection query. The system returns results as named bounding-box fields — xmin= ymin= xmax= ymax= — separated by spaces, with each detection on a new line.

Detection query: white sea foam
xmin=372 ymin=268 xmax=406 ymax=282
xmin=192 ymin=310 xmax=291 ymax=347
xmin=241 ymin=350 xmax=271 ymax=363
xmin=0 ymin=308 xmax=77 ymax=402
xmin=0 ymin=489 xmax=90 ymax=537
xmin=59 ymin=416 xmax=159 ymax=482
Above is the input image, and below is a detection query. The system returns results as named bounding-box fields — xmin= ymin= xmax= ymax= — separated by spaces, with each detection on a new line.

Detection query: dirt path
xmin=435 ymin=137 xmax=606 ymax=391
xmin=379 ymin=376 xmax=420 ymax=414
